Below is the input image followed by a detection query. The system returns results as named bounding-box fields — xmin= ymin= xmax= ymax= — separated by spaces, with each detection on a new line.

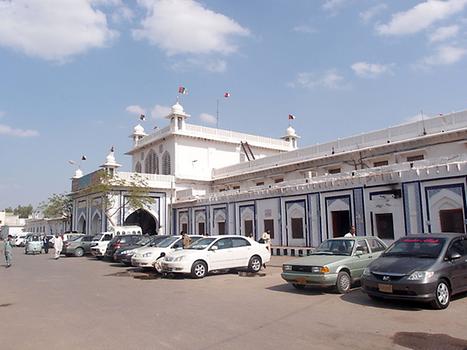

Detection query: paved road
xmin=1 ymin=249 xmax=467 ymax=350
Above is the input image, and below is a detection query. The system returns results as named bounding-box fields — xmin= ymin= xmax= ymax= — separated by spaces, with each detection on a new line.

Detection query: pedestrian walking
xmin=53 ymin=234 xmax=63 ymax=260
xmin=3 ymin=234 xmax=14 ymax=268
xmin=43 ymin=235 xmax=49 ymax=254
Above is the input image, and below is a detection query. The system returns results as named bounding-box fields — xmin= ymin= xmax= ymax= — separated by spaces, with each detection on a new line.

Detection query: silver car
xmin=63 ymin=235 xmax=96 ymax=257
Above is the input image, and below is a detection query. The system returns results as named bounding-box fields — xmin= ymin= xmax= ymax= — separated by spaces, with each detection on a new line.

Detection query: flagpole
xmin=216 ymin=98 xmax=219 ymax=129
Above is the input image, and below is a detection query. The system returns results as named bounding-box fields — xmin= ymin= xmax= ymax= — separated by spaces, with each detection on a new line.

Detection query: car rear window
xmin=384 ymin=238 xmax=446 ymax=258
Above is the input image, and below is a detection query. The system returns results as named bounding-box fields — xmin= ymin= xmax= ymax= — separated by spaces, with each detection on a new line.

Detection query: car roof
xmin=399 ymin=233 xmax=466 ymax=240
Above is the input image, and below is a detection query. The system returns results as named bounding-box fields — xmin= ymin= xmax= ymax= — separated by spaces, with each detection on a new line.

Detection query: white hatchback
xmin=131 ymin=235 xmax=203 ymax=270
xmin=161 ymin=235 xmax=271 ymax=278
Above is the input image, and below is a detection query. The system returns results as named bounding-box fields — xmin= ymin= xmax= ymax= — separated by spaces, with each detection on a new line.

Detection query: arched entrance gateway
xmin=124 ymin=209 xmax=158 ymax=235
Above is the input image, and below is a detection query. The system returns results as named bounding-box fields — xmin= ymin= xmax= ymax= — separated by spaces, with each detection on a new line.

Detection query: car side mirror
xmin=448 ymin=251 xmax=462 ymax=261
xmin=355 ymin=248 xmax=364 ymax=256
xmin=210 ymin=245 xmax=218 ymax=251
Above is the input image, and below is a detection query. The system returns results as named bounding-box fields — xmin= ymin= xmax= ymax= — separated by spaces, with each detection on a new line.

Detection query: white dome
xmin=106 ymin=152 xmax=116 ymax=164
xmin=171 ymin=102 xmax=184 ymax=115
xmin=286 ymin=126 xmax=297 ymax=137
xmin=133 ymin=124 xmax=145 ymax=135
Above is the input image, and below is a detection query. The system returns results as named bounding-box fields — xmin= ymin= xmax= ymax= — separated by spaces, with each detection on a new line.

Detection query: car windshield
xmin=92 ymin=234 xmax=103 ymax=241
xmin=314 ymin=239 xmax=355 ymax=256
xmin=384 ymin=238 xmax=446 ymax=258
xmin=136 ymin=236 xmax=153 ymax=246
xmin=82 ymin=236 xmax=94 ymax=242
xmin=187 ymin=238 xmax=216 ymax=250
xmin=155 ymin=236 xmax=180 ymax=248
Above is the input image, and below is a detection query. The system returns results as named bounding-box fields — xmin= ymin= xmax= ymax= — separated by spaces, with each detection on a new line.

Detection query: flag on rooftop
xmin=81 ymin=155 xmax=87 ymax=161
xmin=139 ymin=114 xmax=146 ymax=121
xmin=178 ymin=86 xmax=187 ymax=94
xmin=224 ymin=92 xmax=231 ymax=98
xmin=288 ymin=114 xmax=296 ymax=120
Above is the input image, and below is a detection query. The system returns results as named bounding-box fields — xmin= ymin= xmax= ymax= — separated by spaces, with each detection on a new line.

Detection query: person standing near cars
xmin=43 ymin=235 xmax=49 ymax=254
xmin=181 ymin=231 xmax=191 ymax=248
xmin=344 ymin=225 xmax=356 ymax=237
xmin=53 ymin=234 xmax=63 ymax=260
xmin=3 ymin=235 xmax=14 ymax=268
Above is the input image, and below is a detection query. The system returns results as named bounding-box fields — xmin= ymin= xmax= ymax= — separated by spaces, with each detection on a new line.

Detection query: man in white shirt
xmin=344 ymin=225 xmax=356 ymax=237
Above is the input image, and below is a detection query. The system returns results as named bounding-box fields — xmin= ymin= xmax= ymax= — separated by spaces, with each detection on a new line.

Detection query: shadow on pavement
xmin=393 ymin=332 xmax=467 ymax=350
xmin=0 ymin=303 xmax=13 ymax=307
xmin=266 ymin=283 xmax=328 ymax=295
xmin=340 ymin=289 xmax=426 ymax=311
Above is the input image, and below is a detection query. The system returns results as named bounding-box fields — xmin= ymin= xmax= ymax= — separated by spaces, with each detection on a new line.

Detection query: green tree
xmin=80 ymin=170 xmax=155 ymax=228
xmin=14 ymin=204 xmax=33 ymax=218
xmin=41 ymin=193 xmax=72 ymax=220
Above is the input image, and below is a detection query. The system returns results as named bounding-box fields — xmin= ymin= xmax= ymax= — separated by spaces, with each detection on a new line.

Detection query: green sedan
xmin=281 ymin=236 xmax=387 ymax=293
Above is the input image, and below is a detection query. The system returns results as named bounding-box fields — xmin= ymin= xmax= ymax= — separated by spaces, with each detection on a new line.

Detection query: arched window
xmin=153 ymin=152 xmax=159 ymax=174
xmin=162 ymin=151 xmax=171 ymax=175
xmin=135 ymin=161 xmax=142 ymax=173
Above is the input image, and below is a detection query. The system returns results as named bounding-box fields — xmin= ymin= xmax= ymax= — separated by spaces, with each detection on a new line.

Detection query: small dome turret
xmin=281 ymin=125 xmax=300 ymax=150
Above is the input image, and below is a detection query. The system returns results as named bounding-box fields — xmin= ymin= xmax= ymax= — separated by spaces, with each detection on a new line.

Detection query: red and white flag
xmin=178 ymin=86 xmax=187 ymax=94
xmin=224 ymin=92 xmax=231 ymax=98
xmin=288 ymin=114 xmax=296 ymax=120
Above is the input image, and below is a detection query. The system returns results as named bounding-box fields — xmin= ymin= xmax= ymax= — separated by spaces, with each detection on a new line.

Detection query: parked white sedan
xmin=161 ymin=235 xmax=271 ymax=278
xmin=131 ymin=235 xmax=202 ymax=270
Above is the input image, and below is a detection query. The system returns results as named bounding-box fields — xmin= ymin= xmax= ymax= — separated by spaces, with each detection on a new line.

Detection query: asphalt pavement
xmin=1 ymin=249 xmax=467 ymax=350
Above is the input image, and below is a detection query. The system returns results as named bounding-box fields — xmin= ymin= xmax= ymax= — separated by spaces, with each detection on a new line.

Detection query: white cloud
xmin=429 ymin=25 xmax=459 ymax=42
xmin=0 ymin=124 xmax=39 ymax=137
xmin=322 ymin=0 xmax=347 ymax=12
xmin=126 ymin=105 xmax=146 ymax=116
xmin=150 ymin=105 xmax=171 ymax=119
xmin=360 ymin=4 xmax=387 ymax=23
xmin=289 ymin=70 xmax=347 ymax=89
xmin=133 ymin=0 xmax=249 ymax=56
xmin=420 ymin=45 xmax=467 ymax=66
xmin=171 ymin=57 xmax=227 ymax=73
xmin=0 ymin=0 xmax=117 ymax=62
xmin=199 ymin=113 xmax=217 ymax=125
xmin=351 ymin=62 xmax=393 ymax=78
xmin=292 ymin=25 xmax=317 ymax=34
xmin=376 ymin=0 xmax=467 ymax=36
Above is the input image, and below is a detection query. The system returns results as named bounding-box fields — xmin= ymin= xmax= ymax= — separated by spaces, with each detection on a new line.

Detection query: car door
xmin=446 ymin=238 xmax=467 ymax=293
xmin=208 ymin=238 xmax=234 ymax=269
xmin=352 ymin=240 xmax=372 ymax=278
xmin=230 ymin=237 xmax=252 ymax=267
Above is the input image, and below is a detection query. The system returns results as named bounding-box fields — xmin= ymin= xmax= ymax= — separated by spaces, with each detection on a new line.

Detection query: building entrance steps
xmin=271 ymin=246 xmax=315 ymax=257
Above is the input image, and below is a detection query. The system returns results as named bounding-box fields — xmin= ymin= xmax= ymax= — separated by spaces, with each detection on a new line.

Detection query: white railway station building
xmin=70 ymin=102 xmax=467 ymax=253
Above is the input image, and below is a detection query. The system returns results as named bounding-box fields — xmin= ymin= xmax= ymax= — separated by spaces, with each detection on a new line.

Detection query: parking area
xmin=1 ymin=250 xmax=467 ymax=350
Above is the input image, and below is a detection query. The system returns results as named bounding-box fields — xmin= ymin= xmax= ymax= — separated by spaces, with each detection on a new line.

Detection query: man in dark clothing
xmin=43 ymin=236 xmax=49 ymax=254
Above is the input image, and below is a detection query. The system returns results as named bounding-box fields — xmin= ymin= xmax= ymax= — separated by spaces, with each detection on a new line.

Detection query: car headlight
xmin=363 ymin=267 xmax=371 ymax=276
xmin=407 ymin=271 xmax=434 ymax=281
xmin=311 ymin=266 xmax=321 ymax=273
xmin=142 ymin=252 xmax=153 ymax=258
xmin=283 ymin=264 xmax=292 ymax=271
xmin=124 ymin=249 xmax=135 ymax=255
xmin=173 ymin=256 xmax=185 ymax=262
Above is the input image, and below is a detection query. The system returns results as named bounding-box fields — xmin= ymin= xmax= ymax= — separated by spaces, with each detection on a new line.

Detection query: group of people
xmin=2 ymin=233 xmax=65 ymax=268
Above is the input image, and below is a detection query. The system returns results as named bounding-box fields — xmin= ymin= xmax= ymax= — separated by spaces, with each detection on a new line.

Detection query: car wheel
xmin=74 ymin=248 xmax=84 ymax=257
xmin=248 ymin=255 xmax=262 ymax=273
xmin=336 ymin=271 xmax=351 ymax=294
xmin=154 ymin=259 xmax=163 ymax=273
xmin=292 ymin=283 xmax=306 ymax=290
xmin=191 ymin=260 xmax=207 ymax=279
xmin=431 ymin=280 xmax=450 ymax=310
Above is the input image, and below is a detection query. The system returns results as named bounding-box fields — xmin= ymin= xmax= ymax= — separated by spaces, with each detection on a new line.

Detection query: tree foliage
xmin=81 ymin=170 xmax=155 ymax=228
xmin=3 ymin=205 xmax=33 ymax=218
xmin=41 ymin=193 xmax=72 ymax=219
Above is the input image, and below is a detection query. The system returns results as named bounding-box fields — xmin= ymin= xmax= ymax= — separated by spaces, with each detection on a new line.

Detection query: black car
xmin=116 ymin=235 xmax=169 ymax=265
xmin=362 ymin=233 xmax=467 ymax=309
xmin=104 ymin=235 xmax=145 ymax=261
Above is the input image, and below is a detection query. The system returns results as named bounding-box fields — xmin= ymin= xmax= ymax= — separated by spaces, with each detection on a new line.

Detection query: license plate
xmin=378 ymin=284 xmax=393 ymax=293
xmin=295 ymin=277 xmax=307 ymax=285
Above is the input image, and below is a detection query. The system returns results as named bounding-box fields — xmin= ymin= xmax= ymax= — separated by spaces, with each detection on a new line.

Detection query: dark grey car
xmin=361 ymin=233 xmax=467 ymax=309
xmin=63 ymin=235 xmax=96 ymax=257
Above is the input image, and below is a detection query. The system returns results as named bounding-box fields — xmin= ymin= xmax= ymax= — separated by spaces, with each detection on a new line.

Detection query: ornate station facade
xmin=71 ymin=102 xmax=467 ymax=250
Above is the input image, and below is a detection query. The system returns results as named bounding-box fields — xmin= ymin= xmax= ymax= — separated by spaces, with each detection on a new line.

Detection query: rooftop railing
xmin=212 ymin=111 xmax=467 ymax=179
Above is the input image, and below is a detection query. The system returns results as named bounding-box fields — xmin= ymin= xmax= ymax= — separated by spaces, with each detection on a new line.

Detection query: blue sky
xmin=1 ymin=0 xmax=467 ymax=209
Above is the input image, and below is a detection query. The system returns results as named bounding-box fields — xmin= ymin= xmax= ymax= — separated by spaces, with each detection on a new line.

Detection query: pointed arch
xmin=162 ymin=151 xmax=171 ymax=175
xmin=135 ymin=161 xmax=142 ymax=173
xmin=153 ymin=152 xmax=159 ymax=174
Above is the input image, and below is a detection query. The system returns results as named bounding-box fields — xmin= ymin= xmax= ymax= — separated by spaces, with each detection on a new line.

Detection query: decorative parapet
xmin=212 ymin=111 xmax=467 ymax=179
